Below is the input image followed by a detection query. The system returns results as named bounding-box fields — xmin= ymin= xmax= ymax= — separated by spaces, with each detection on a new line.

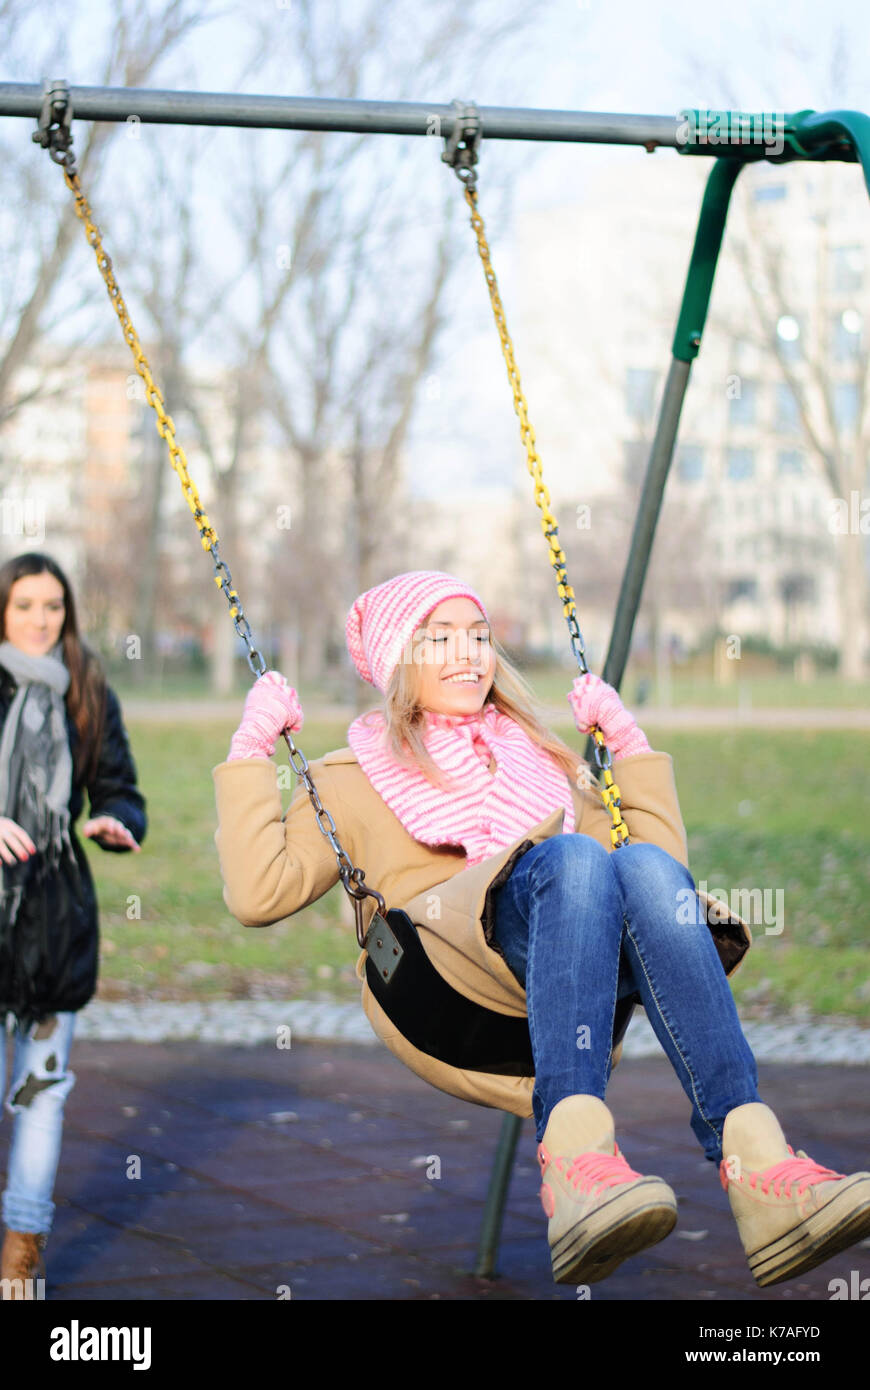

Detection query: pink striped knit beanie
xmin=345 ymin=571 xmax=490 ymax=693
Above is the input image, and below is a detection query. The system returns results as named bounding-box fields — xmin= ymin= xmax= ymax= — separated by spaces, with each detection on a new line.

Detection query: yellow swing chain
xmin=442 ymin=106 xmax=629 ymax=847
xmin=33 ymin=83 xmax=387 ymax=941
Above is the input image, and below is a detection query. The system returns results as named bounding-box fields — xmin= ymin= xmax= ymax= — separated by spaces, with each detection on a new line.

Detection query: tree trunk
xmin=838 ymin=525 xmax=868 ymax=680
xmin=132 ymin=400 xmax=170 ymax=684
xmin=212 ymin=612 xmax=237 ymax=696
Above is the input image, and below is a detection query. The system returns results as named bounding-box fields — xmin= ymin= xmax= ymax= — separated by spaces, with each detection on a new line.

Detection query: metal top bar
xmin=3 ymin=83 xmax=868 ymax=168
xmin=0 ymin=82 xmax=701 ymax=148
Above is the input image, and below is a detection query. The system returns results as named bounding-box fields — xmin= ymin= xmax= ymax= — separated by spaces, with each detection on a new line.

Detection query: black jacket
xmin=0 ymin=669 xmax=147 ymax=1027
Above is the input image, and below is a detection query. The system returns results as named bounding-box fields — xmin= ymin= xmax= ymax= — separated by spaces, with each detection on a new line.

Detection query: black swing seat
xmin=364 ymin=909 xmax=638 ymax=1077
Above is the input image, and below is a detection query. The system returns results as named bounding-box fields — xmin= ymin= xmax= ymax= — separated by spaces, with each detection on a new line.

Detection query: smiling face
xmin=413 ymin=596 xmax=496 ymax=716
xmin=3 ymin=571 xmax=66 ymax=656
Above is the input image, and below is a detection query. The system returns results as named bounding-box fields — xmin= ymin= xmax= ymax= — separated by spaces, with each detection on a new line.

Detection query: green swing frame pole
xmin=475 ymin=157 xmax=743 ymax=1282
xmin=474 ymin=1110 xmax=524 ymax=1277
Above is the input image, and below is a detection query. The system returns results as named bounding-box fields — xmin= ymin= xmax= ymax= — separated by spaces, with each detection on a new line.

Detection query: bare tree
xmin=0 ymin=0 xmax=208 ymax=434
xmin=238 ymin=0 xmax=543 ymax=696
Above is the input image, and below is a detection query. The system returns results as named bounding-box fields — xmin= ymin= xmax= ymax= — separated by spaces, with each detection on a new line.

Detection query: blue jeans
xmin=490 ymin=836 xmax=762 ymax=1163
xmin=1 ymin=1011 xmax=76 ymax=1233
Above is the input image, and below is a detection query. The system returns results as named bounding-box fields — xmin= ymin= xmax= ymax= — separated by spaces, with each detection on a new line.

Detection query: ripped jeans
xmin=1 ymin=1011 xmax=76 ymax=1233
xmin=490 ymin=836 xmax=762 ymax=1164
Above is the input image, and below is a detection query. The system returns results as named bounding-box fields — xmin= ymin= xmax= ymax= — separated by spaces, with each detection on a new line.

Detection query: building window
xmin=724 ymin=578 xmax=758 ymax=603
xmin=777 ymin=449 xmax=804 ymax=476
xmin=623 ymin=439 xmax=647 ymax=485
xmin=776 ymin=314 xmax=802 ymax=362
xmin=779 ymin=573 xmax=816 ymax=604
xmin=832 ymin=309 xmax=862 ymax=361
xmin=728 ymin=378 xmax=757 ymax=425
xmin=831 ymin=245 xmax=863 ymax=293
xmin=834 ymin=382 xmax=860 ymax=431
xmin=726 ymin=447 xmax=755 ymax=480
xmin=677 ymin=445 xmax=704 ymax=481
xmin=775 ymin=382 xmax=801 ymax=433
xmin=625 ymin=368 xmax=658 ymax=423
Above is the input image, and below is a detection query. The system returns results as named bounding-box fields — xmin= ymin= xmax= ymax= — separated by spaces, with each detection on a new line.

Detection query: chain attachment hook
xmin=32 ymin=79 xmax=77 ymax=174
xmin=441 ymin=99 xmax=481 ymax=190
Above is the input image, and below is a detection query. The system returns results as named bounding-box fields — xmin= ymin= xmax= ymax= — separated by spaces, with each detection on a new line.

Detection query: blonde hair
xmin=354 ymin=625 xmax=591 ymax=795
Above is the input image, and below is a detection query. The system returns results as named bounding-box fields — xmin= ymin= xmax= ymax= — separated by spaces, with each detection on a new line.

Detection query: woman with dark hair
xmin=0 ymin=552 xmax=146 ymax=1298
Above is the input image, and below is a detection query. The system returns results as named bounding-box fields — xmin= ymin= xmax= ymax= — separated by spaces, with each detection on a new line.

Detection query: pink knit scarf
xmin=346 ymin=702 xmax=577 ymax=867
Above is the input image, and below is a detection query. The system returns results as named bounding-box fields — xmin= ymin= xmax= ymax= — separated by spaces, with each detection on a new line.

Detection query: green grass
xmin=655 ymin=727 xmax=870 ymax=1025
xmin=525 ymin=664 xmax=870 ymax=710
xmin=85 ymin=718 xmax=870 ymax=1025
xmin=105 ymin=660 xmax=870 ymax=712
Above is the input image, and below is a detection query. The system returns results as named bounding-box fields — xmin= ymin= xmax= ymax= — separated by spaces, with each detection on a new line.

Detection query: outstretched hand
xmin=82 ymin=815 xmax=141 ymax=852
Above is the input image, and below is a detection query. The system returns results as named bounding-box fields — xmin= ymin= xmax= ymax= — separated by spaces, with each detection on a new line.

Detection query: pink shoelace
xmin=720 ymin=1144 xmax=845 ymax=1197
xmin=539 ymin=1141 xmax=643 ymax=1195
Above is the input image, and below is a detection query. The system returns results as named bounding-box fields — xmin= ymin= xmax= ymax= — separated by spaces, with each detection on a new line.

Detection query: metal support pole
xmin=585 ymin=354 xmax=692 ymax=724
xmin=475 ymin=1111 xmax=523 ymax=1278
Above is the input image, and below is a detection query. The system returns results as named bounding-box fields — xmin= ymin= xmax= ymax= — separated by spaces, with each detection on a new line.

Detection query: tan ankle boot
xmin=537 ymin=1095 xmax=678 ymax=1285
xmin=0 ymin=1229 xmax=46 ymax=1299
xmin=720 ymin=1102 xmax=870 ymax=1287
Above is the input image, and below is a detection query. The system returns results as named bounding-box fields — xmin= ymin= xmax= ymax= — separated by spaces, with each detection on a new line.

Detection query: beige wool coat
xmin=213 ymin=745 xmax=752 ymax=1118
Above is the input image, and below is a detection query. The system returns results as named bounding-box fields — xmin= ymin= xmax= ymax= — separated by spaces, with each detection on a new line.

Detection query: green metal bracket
xmin=671 ymin=158 xmax=742 ymax=363
xmin=787 ymin=110 xmax=870 ymax=198
xmin=671 ymin=106 xmax=870 ymax=365
xmin=676 ymin=107 xmax=870 ymax=197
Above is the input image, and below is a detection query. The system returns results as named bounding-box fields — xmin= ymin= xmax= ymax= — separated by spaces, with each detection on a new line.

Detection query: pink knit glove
xmin=567 ymin=673 xmax=650 ymax=759
xmin=227 ymin=671 xmax=304 ymax=761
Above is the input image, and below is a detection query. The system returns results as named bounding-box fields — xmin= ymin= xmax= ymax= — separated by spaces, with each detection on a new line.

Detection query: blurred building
xmin=0 ymin=342 xmax=291 ymax=659
xmin=515 ymin=150 xmax=870 ymax=664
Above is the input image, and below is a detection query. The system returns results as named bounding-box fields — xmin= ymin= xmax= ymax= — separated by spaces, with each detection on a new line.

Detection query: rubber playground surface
xmin=5 ymin=1036 xmax=869 ymax=1302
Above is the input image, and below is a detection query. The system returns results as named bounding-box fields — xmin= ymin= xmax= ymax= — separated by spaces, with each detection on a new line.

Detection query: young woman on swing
xmin=213 ymin=569 xmax=870 ymax=1289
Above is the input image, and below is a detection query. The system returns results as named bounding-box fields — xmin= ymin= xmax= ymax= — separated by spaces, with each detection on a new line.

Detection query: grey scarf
xmin=0 ymin=639 xmax=77 ymax=933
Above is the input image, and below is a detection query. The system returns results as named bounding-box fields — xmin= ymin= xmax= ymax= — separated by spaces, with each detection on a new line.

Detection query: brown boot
xmin=0 ymin=1229 xmax=46 ymax=1299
